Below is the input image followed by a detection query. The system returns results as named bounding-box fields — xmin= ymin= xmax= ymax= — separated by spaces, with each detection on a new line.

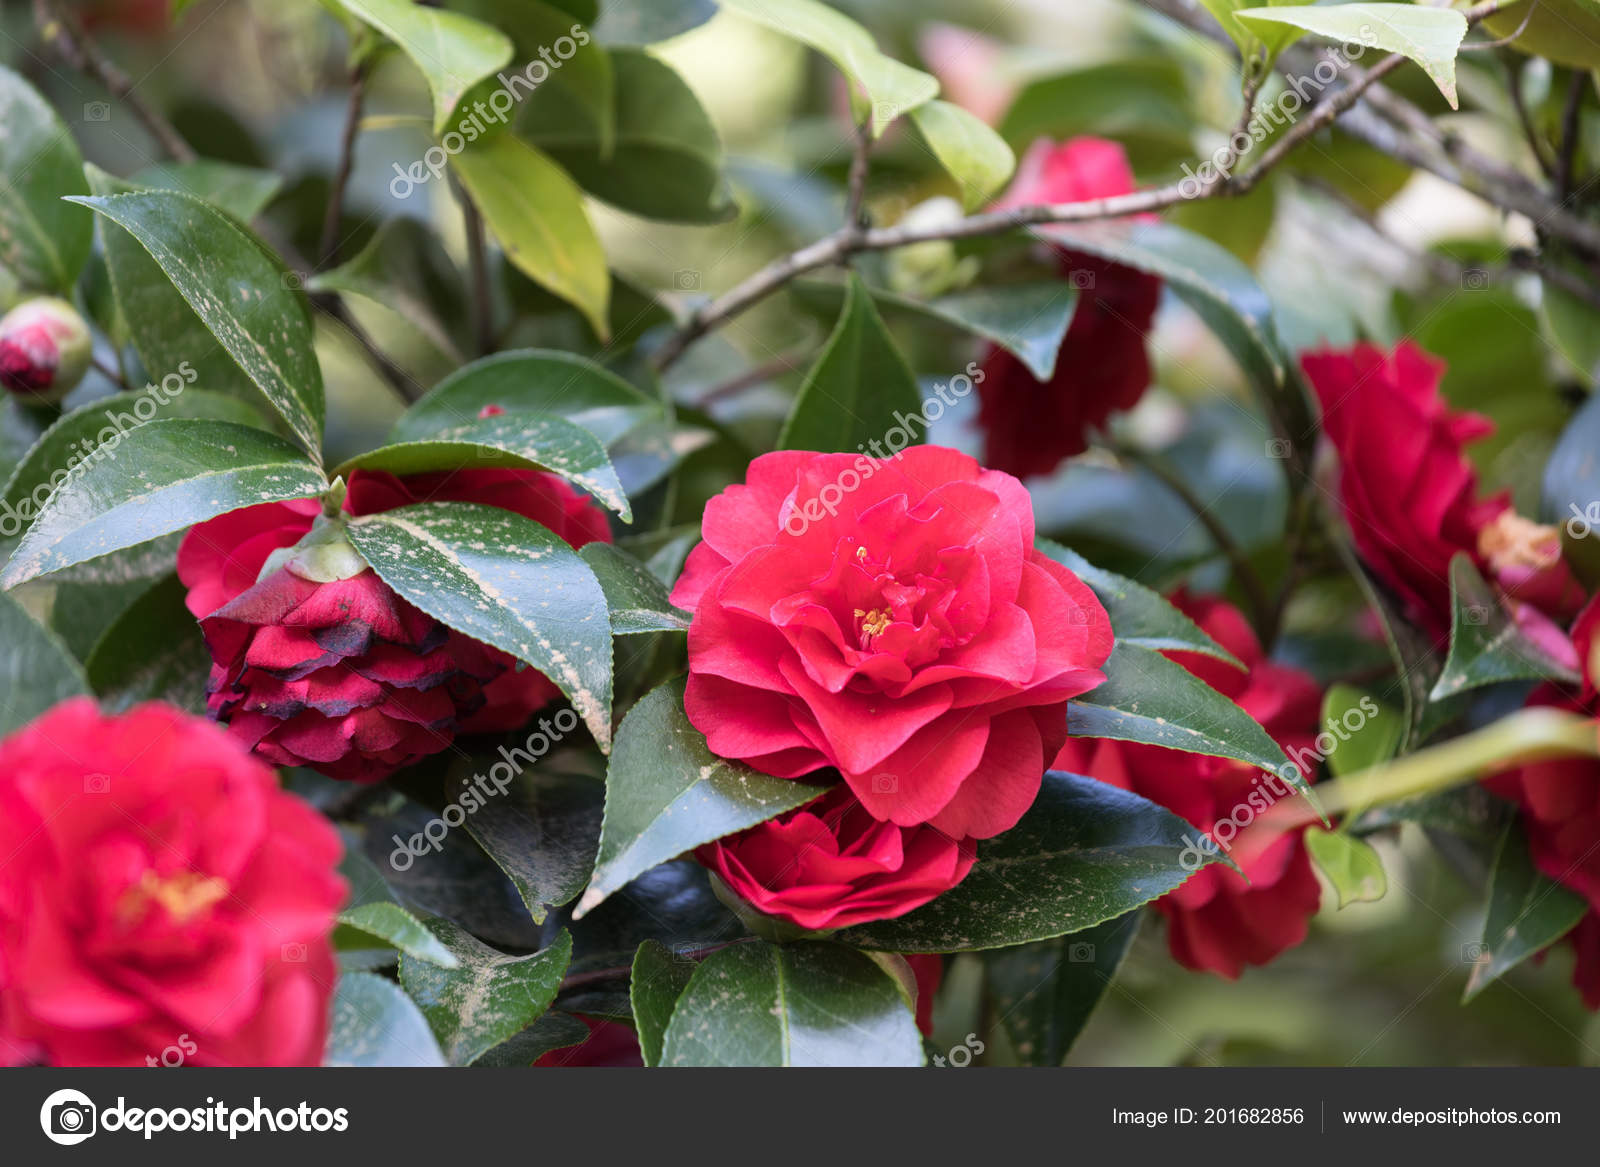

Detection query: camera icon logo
xmin=1461 ymin=268 xmax=1490 ymax=290
xmin=673 ymin=269 xmax=701 ymax=291
xmin=83 ymin=773 xmax=110 ymax=795
xmin=83 ymin=102 xmax=110 ymax=123
xmin=40 ymin=1088 xmax=97 ymax=1146
xmin=870 ymin=773 xmax=898 ymax=794
xmin=1068 ymin=269 xmax=1096 ymax=291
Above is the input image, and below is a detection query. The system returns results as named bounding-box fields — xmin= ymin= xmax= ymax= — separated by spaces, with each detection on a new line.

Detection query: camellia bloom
xmin=697 ymin=785 xmax=978 ymax=931
xmin=1054 ymin=592 xmax=1324 ymax=978
xmin=1486 ymin=597 xmax=1600 ymax=1008
xmin=179 ymin=464 xmax=613 ymax=780
xmin=0 ymin=296 xmax=92 ymax=403
xmin=0 ymin=700 xmax=344 ymax=1067
xmin=535 ymin=1017 xmax=645 ymax=1067
xmin=975 ymin=138 xmax=1162 ymax=479
xmin=672 ymin=446 xmax=1113 ymax=839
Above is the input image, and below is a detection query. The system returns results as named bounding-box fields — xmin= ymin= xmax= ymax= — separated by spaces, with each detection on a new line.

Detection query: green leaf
xmin=448 ymin=133 xmax=610 ymax=339
xmin=998 ymin=60 xmax=1195 ymax=171
xmin=306 ymin=219 xmax=463 ymax=362
xmin=84 ymin=574 xmax=207 ymax=714
xmin=67 ymin=190 xmax=326 ymax=457
xmin=0 ymin=66 xmax=91 ymax=292
xmin=474 ymin=1012 xmax=592 ymax=1066
xmin=1304 ymin=827 xmax=1386 ymax=908
xmin=1431 ymin=553 xmax=1581 ymax=701
xmin=1070 ymin=642 xmax=1296 ymax=783
xmin=400 ymin=921 xmax=572 ymax=1065
xmin=836 ymin=772 xmax=1228 ymax=952
xmin=909 ymin=100 xmax=1015 ymax=211
xmin=659 ymin=940 xmax=924 ymax=1066
xmin=631 ymin=939 xmax=697 ymax=1067
xmin=521 ymin=48 xmax=733 ymax=224
xmin=0 ymin=387 xmax=264 ymax=546
xmin=335 ymin=410 xmax=630 ymax=520
xmin=593 ymin=0 xmax=717 ymax=44
xmin=0 ymin=590 xmax=88 ymax=738
xmin=1320 ymin=684 xmax=1403 ymax=778
xmin=778 ymin=273 xmax=925 ymax=454
xmin=1037 ymin=538 xmax=1242 ymax=666
xmin=325 ymin=972 xmax=448 ymax=1067
xmin=982 ymin=911 xmax=1142 ymax=1065
xmin=717 ymin=0 xmax=938 ymax=135
xmin=451 ymin=766 xmax=602 ymax=925
xmin=338 ymin=902 xmax=459 ymax=967
xmin=797 ymin=279 xmax=1078 ymax=381
xmin=1237 ymin=5 xmax=1468 ymax=108
xmin=131 ymin=160 xmax=284 ymax=222
xmin=344 ymin=501 xmax=613 ymax=746
xmin=575 ymin=677 xmax=829 ymax=917
xmin=580 ymin=542 xmax=690 ymax=634
xmin=338 ymin=0 xmax=514 ymax=132
xmin=1 ymin=420 xmax=327 ymax=590
xmin=1464 ymin=822 xmax=1589 ymax=1002
xmin=393 ymin=349 xmax=659 ymax=447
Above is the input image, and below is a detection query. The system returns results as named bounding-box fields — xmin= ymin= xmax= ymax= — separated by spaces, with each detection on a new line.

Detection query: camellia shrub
xmin=5 ymin=0 xmax=1600 ymax=1069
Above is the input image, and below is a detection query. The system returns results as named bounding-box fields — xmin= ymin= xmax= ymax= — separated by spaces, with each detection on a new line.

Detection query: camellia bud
xmin=0 ymin=297 xmax=92 ymax=404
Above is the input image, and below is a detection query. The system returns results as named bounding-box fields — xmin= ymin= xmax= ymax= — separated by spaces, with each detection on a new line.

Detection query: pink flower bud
xmin=0 ymin=297 xmax=92 ymax=404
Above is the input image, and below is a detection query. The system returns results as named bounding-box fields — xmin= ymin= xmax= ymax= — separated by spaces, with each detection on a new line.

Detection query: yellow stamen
xmin=119 ymin=870 xmax=230 ymax=926
xmin=855 ymin=545 xmax=869 ymax=562
xmin=854 ymin=607 xmax=892 ymax=644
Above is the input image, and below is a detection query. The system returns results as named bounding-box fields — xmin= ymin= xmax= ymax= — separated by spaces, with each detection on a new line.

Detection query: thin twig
xmin=695 ymin=347 xmax=812 ymax=407
xmin=318 ymin=61 xmax=369 ymax=267
xmin=1506 ymin=57 xmax=1556 ymax=180
xmin=844 ymin=119 xmax=873 ymax=229
xmin=459 ymin=192 xmax=495 ymax=357
xmin=33 ymin=0 xmax=196 ymax=163
xmin=1557 ymin=71 xmax=1587 ymax=203
xmin=91 ymin=355 xmax=129 ymax=390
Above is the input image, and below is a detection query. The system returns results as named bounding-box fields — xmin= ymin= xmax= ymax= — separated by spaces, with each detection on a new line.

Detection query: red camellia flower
xmin=975 ymin=138 xmax=1163 ymax=479
xmin=672 ymin=446 xmax=1114 ymax=839
xmin=1485 ymin=597 xmax=1600 ymax=1008
xmin=1054 ymin=592 xmax=1324 ymax=978
xmin=697 ymin=785 xmax=977 ymax=931
xmin=179 ymin=465 xmax=613 ymax=781
xmin=534 ymin=1017 xmax=645 ymax=1067
xmin=0 ymin=700 xmax=344 ymax=1067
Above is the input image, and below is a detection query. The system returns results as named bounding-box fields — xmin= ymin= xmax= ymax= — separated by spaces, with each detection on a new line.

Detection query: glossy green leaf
xmin=909 ymin=99 xmax=1015 ymax=211
xmin=336 ymin=410 xmax=630 ymax=519
xmin=0 ymin=67 xmax=91 ymax=292
xmin=67 ymin=190 xmax=326 ymax=456
xmin=580 ymin=542 xmax=689 ymax=634
xmin=1237 ymin=5 xmax=1468 ymax=108
xmin=338 ymin=902 xmax=460 ymax=967
xmin=575 ymin=677 xmax=829 ymax=917
xmin=593 ymin=0 xmax=717 ymax=44
xmin=717 ymin=0 xmax=938 ymax=135
xmin=84 ymin=574 xmax=207 ymax=714
xmin=836 ymin=772 xmax=1228 ymax=952
xmin=1320 ymin=684 xmax=1403 ymax=779
xmin=338 ymin=0 xmax=514 ymax=132
xmin=393 ymin=349 xmax=659 ymax=447
xmin=474 ymin=1012 xmax=592 ymax=1066
xmin=1 ymin=420 xmax=327 ymax=589
xmin=131 ymin=160 xmax=284 ymax=222
xmin=631 ymin=939 xmax=697 ymax=1067
xmin=344 ymin=501 xmax=613 ymax=746
xmin=778 ymin=273 xmax=925 ymax=454
xmin=325 ymin=972 xmax=448 ymax=1067
xmin=659 ymin=940 xmax=923 ymax=1066
xmin=982 ymin=911 xmax=1142 ymax=1066
xmin=306 ymin=219 xmax=464 ymax=362
xmin=1463 ymin=822 xmax=1589 ymax=1002
xmin=449 ymin=133 xmax=610 ymax=339
xmin=521 ymin=48 xmax=733 ymax=224
xmin=1432 ymin=553 xmax=1580 ymax=700
xmin=1037 ymin=538 xmax=1242 ymax=665
xmin=998 ymin=60 xmax=1195 ymax=171
xmin=0 ymin=590 xmax=89 ymax=738
xmin=1305 ymin=828 xmax=1386 ymax=909
xmin=401 ymin=922 xmax=572 ymax=1065
xmin=1070 ymin=642 xmax=1295 ymax=783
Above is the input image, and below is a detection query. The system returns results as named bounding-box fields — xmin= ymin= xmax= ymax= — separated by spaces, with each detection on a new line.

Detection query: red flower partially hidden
xmin=178 ymin=465 xmax=613 ymax=780
xmin=672 ymin=447 xmax=1113 ymax=839
xmin=1055 ymin=592 xmax=1325 ymax=978
xmin=534 ymin=1017 xmax=644 ymax=1067
xmin=976 ymin=138 xmax=1162 ymax=478
xmin=0 ymin=700 xmax=344 ymax=1067
xmin=697 ymin=785 xmax=977 ymax=931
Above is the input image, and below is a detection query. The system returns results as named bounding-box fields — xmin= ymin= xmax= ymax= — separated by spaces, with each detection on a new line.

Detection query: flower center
xmin=854 ymin=606 xmax=893 ymax=646
xmin=119 ymin=869 xmax=230 ymax=927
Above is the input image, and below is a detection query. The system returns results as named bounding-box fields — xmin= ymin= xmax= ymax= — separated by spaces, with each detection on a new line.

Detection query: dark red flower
xmin=534 ymin=1017 xmax=644 ymax=1067
xmin=672 ymin=446 xmax=1113 ymax=839
xmin=0 ymin=699 xmax=345 ymax=1067
xmin=1054 ymin=592 xmax=1325 ymax=978
xmin=697 ymin=785 xmax=977 ymax=931
xmin=904 ymin=953 xmax=944 ymax=1036
xmin=975 ymin=138 xmax=1162 ymax=478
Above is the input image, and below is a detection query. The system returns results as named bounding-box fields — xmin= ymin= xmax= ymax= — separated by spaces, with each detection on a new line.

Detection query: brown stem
xmin=459 ymin=192 xmax=495 ymax=357
xmin=318 ymin=62 xmax=369 ymax=267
